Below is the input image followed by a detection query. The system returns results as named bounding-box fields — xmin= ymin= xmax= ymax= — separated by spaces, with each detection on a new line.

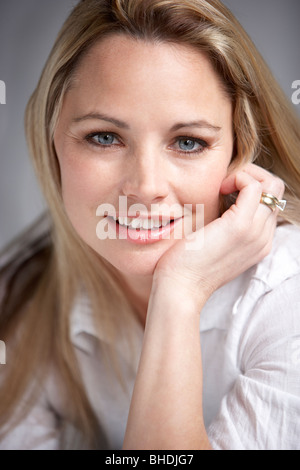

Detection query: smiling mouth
xmin=111 ymin=215 xmax=176 ymax=230
xmin=98 ymin=214 xmax=186 ymax=244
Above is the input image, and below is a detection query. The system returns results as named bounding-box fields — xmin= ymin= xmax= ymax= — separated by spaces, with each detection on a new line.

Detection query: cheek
xmin=61 ymin=162 xmax=95 ymax=210
xmin=59 ymin=150 xmax=117 ymax=209
xmin=58 ymin=156 xmax=110 ymax=244
xmin=185 ymin=163 xmax=229 ymax=224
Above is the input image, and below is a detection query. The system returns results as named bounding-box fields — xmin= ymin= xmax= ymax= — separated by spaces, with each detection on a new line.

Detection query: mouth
xmin=105 ymin=215 xmax=182 ymax=244
xmin=112 ymin=215 xmax=175 ymax=230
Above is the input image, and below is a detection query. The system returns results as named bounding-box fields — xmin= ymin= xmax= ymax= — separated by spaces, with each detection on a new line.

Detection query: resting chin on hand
xmin=123 ymin=163 xmax=285 ymax=450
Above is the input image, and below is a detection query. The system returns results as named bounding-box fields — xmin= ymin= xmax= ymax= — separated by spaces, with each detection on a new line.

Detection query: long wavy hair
xmin=1 ymin=0 xmax=300 ymax=449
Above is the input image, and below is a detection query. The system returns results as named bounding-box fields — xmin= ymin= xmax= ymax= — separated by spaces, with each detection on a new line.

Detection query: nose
xmin=121 ymin=146 xmax=169 ymax=204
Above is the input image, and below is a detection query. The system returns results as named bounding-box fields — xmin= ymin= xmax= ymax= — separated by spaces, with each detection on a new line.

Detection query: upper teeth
xmin=112 ymin=216 xmax=170 ymax=230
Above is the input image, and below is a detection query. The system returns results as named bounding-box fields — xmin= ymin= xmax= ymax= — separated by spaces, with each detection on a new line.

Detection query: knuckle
xmin=277 ymin=178 xmax=285 ymax=196
xmin=269 ymin=176 xmax=285 ymax=197
xmin=251 ymin=179 xmax=262 ymax=193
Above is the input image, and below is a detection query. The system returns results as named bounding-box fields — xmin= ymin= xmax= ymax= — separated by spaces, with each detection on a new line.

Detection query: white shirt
xmin=0 ymin=218 xmax=300 ymax=450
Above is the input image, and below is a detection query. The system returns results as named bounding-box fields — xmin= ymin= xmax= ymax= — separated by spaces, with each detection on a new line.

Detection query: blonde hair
xmin=1 ymin=0 xmax=300 ymax=449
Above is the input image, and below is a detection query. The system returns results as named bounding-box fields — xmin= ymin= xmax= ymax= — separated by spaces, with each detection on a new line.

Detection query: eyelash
xmin=84 ymin=131 xmax=209 ymax=155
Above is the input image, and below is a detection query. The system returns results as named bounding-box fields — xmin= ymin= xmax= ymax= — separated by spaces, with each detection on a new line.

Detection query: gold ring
xmin=260 ymin=192 xmax=286 ymax=212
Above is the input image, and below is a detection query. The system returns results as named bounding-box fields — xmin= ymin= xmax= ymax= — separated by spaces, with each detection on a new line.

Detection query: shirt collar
xmin=70 ymin=290 xmax=144 ymax=370
xmin=253 ymin=224 xmax=300 ymax=289
xmin=70 ymin=293 xmax=99 ymax=355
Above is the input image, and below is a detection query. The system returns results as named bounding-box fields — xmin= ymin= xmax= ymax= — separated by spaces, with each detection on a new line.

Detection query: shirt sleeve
xmin=207 ymin=274 xmax=300 ymax=450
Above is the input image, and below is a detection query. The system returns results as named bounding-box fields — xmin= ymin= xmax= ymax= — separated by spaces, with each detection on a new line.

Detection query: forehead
xmin=66 ymin=34 xmax=232 ymax=123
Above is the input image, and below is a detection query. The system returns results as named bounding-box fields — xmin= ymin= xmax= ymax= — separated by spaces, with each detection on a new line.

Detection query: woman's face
xmin=54 ymin=35 xmax=234 ymax=277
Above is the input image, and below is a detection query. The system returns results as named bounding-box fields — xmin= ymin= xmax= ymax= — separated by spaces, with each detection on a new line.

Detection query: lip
xmin=111 ymin=213 xmax=183 ymax=221
xmin=106 ymin=215 xmax=183 ymax=244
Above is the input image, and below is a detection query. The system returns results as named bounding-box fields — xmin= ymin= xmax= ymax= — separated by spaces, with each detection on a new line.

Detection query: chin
xmin=94 ymin=243 xmax=167 ymax=278
xmin=108 ymin=256 xmax=157 ymax=277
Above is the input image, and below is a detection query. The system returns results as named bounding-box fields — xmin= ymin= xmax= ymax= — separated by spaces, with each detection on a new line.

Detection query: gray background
xmin=0 ymin=0 xmax=299 ymax=250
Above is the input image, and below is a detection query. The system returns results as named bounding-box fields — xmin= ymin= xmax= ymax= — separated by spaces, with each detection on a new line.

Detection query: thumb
xmin=220 ymin=171 xmax=239 ymax=195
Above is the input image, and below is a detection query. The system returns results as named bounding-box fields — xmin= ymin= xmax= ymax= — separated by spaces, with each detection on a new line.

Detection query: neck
xmin=119 ymin=272 xmax=154 ymax=327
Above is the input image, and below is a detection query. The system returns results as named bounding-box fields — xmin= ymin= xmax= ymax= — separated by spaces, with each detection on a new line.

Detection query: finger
xmin=226 ymin=170 xmax=263 ymax=220
xmin=241 ymin=163 xmax=285 ymax=199
xmin=221 ymin=163 xmax=285 ymax=200
xmin=220 ymin=171 xmax=241 ymax=195
xmin=221 ymin=163 xmax=285 ymax=218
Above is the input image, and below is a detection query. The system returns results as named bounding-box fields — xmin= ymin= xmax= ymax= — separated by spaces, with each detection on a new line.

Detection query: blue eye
xmin=176 ymin=137 xmax=207 ymax=154
xmin=179 ymin=138 xmax=198 ymax=151
xmin=91 ymin=133 xmax=119 ymax=145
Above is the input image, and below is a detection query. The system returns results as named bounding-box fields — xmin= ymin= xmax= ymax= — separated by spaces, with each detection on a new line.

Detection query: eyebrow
xmin=170 ymin=120 xmax=221 ymax=133
xmin=72 ymin=113 xmax=130 ymax=129
xmin=72 ymin=113 xmax=221 ymax=132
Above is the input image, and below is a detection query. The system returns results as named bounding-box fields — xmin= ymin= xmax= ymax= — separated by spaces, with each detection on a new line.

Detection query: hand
xmin=153 ymin=163 xmax=285 ymax=305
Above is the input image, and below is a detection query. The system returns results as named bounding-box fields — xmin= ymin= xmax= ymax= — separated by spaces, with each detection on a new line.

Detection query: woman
xmin=0 ymin=0 xmax=300 ymax=450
